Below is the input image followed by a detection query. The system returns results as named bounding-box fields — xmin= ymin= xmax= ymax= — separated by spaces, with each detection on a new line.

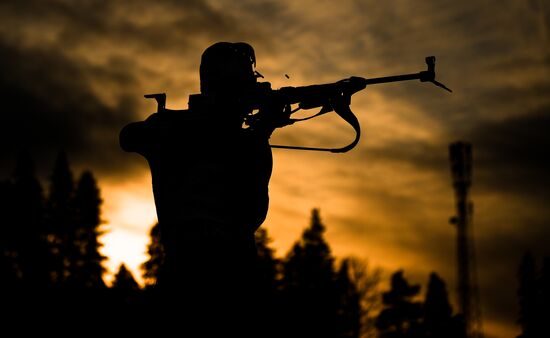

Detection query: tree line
xmin=1 ymin=151 xmax=543 ymax=337
xmin=140 ymin=209 xmax=468 ymax=338
xmin=0 ymin=151 xmax=105 ymax=290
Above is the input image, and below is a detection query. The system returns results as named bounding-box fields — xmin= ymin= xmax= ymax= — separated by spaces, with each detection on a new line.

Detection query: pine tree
xmin=376 ymin=270 xmax=423 ymax=338
xmin=342 ymin=257 xmax=381 ymax=338
xmin=0 ymin=179 xmax=19 ymax=288
xmin=283 ymin=209 xmax=334 ymax=289
xmin=141 ymin=222 xmax=164 ymax=287
xmin=282 ymin=209 xmax=338 ymax=338
xmin=71 ymin=171 xmax=106 ymax=288
xmin=46 ymin=151 xmax=74 ymax=285
xmin=0 ymin=151 xmax=51 ymax=289
xmin=113 ymin=264 xmax=140 ymax=291
xmin=111 ymin=264 xmax=142 ymax=331
xmin=424 ymin=273 xmax=455 ymax=338
xmin=11 ymin=150 xmax=49 ymax=287
xmin=112 ymin=263 xmax=140 ymax=309
xmin=254 ymin=227 xmax=281 ymax=338
xmin=255 ymin=228 xmax=279 ymax=292
xmin=335 ymin=259 xmax=361 ymax=338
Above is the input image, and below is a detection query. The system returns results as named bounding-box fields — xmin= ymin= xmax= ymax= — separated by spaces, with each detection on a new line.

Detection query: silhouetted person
xmin=120 ymin=42 xmax=287 ymax=336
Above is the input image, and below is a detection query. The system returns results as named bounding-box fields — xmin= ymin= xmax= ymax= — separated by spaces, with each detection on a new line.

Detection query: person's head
xmin=199 ymin=42 xmax=257 ymax=96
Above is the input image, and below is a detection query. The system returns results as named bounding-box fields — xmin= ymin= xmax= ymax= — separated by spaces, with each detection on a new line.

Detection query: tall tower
xmin=449 ymin=142 xmax=483 ymax=338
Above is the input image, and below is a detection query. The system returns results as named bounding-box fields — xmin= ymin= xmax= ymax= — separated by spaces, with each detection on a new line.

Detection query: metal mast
xmin=449 ymin=142 xmax=483 ymax=338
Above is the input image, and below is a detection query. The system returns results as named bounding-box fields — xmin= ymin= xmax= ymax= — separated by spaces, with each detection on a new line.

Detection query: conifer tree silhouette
xmin=70 ymin=171 xmax=106 ymax=288
xmin=11 ymin=150 xmax=50 ymax=288
xmin=423 ymin=272 xmax=466 ymax=338
xmin=113 ymin=263 xmax=140 ymax=291
xmin=376 ymin=270 xmax=423 ymax=338
xmin=255 ymin=227 xmax=280 ymax=293
xmin=0 ymin=178 xmax=20 ymax=288
xmin=335 ymin=259 xmax=361 ymax=338
xmin=45 ymin=151 xmax=74 ymax=286
xmin=253 ymin=227 xmax=281 ymax=338
xmin=342 ymin=257 xmax=381 ymax=338
xmin=112 ymin=263 xmax=141 ymax=323
xmin=44 ymin=152 xmax=107 ymax=289
xmin=0 ymin=151 xmax=52 ymax=290
xmin=0 ymin=152 xmax=112 ymax=328
xmin=141 ymin=222 xmax=164 ymax=288
xmin=282 ymin=209 xmax=338 ymax=338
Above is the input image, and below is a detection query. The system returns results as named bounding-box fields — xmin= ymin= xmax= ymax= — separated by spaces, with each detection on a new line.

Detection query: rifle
xmin=145 ymin=56 xmax=451 ymax=153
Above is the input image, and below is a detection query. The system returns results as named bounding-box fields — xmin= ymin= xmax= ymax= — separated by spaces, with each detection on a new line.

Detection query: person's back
xmin=121 ymin=105 xmax=272 ymax=236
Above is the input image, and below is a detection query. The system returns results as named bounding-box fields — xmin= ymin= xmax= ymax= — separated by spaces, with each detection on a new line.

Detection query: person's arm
xmin=250 ymin=103 xmax=292 ymax=138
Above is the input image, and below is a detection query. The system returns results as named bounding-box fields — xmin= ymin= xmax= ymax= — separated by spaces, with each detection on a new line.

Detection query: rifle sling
xmin=270 ymin=104 xmax=361 ymax=153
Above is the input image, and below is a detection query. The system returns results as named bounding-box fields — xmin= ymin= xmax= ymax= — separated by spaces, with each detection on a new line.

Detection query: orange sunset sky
xmin=1 ymin=1 xmax=549 ymax=337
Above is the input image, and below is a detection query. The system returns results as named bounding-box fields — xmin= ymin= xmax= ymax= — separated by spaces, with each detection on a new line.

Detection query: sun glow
xmin=100 ymin=172 xmax=157 ymax=285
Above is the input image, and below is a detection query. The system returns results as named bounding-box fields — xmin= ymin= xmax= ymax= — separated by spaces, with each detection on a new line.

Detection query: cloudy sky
xmin=1 ymin=0 xmax=549 ymax=336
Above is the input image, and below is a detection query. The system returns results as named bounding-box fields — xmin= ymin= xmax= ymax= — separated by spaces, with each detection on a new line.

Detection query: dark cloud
xmin=0 ymin=39 xmax=140 ymax=178
xmin=361 ymin=103 xmax=550 ymax=207
xmin=470 ymin=108 xmax=550 ymax=203
xmin=0 ymin=0 xmax=240 ymax=51
xmin=361 ymin=140 xmax=448 ymax=174
xmin=0 ymin=0 xmax=258 ymax=179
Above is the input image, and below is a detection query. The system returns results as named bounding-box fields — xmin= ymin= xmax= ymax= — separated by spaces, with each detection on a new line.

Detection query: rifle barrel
xmin=362 ymin=72 xmax=421 ymax=86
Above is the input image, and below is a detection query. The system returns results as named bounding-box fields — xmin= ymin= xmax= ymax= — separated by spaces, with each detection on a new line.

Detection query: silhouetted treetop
xmin=113 ymin=264 xmax=140 ymax=291
xmin=424 ymin=272 xmax=461 ymax=338
xmin=281 ymin=209 xmax=340 ymax=338
xmin=141 ymin=222 xmax=164 ymax=287
xmin=376 ymin=270 xmax=423 ymax=338
xmin=1 ymin=151 xmax=108 ymax=290
xmin=70 ymin=170 xmax=106 ymax=288
xmin=284 ymin=208 xmax=334 ymax=287
xmin=48 ymin=151 xmax=74 ymax=211
xmin=255 ymin=227 xmax=279 ymax=289
xmin=11 ymin=150 xmax=49 ymax=287
xmin=74 ymin=171 xmax=102 ymax=229
xmin=424 ymin=273 xmax=452 ymax=324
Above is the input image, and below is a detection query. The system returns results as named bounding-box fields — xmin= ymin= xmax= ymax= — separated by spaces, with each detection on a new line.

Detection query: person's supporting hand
xmin=252 ymin=101 xmax=292 ymax=137
xmin=327 ymin=92 xmax=351 ymax=113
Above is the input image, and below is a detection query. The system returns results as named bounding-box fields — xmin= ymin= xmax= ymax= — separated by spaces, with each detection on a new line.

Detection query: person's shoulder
xmin=146 ymin=109 xmax=196 ymax=122
xmin=119 ymin=113 xmax=160 ymax=128
xmin=161 ymin=109 xmax=228 ymax=131
xmin=145 ymin=112 xmax=161 ymax=122
xmin=139 ymin=111 xmax=177 ymax=128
